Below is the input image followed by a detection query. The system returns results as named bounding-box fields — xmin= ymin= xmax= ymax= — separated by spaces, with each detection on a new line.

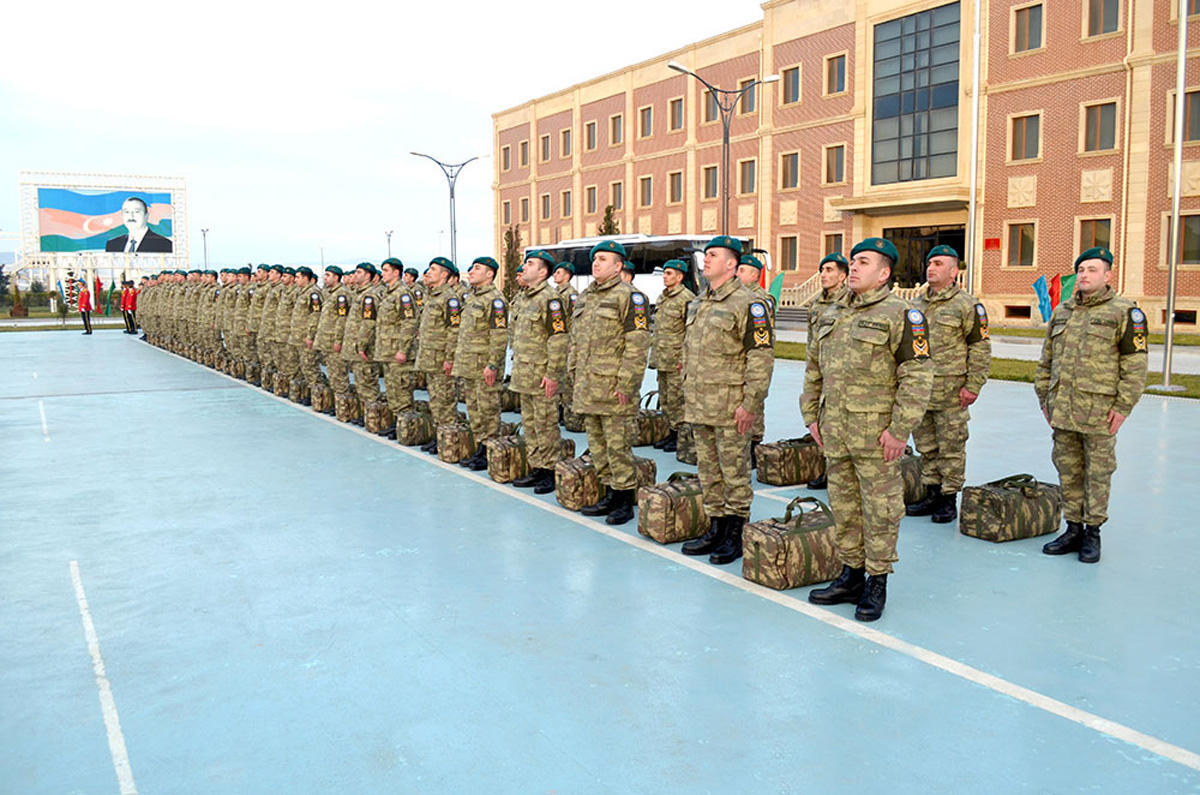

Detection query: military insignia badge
xmin=548 ymin=298 xmax=566 ymax=334
xmin=363 ymin=296 xmax=376 ymax=320
xmin=310 ymin=292 xmax=322 ymax=312
xmin=629 ymin=292 xmax=649 ymax=330
xmin=1122 ymin=306 xmax=1149 ymax=354
xmin=336 ymin=294 xmax=348 ymax=316
xmin=491 ymin=298 xmax=507 ymax=329
xmin=631 ymin=293 xmax=645 ymax=305
xmin=967 ymin=302 xmax=989 ymax=342
xmin=748 ymin=301 xmax=772 ymax=347
xmin=400 ymin=293 xmax=415 ymax=319
xmin=898 ymin=308 xmax=930 ymax=361
xmin=447 ymin=298 xmax=461 ymax=327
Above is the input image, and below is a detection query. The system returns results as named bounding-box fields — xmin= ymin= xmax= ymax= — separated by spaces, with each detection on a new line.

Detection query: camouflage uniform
xmin=652 ymin=282 xmax=695 ymax=432
xmin=511 ymin=281 xmax=570 ymax=469
xmin=273 ymin=281 xmax=301 ymax=385
xmin=314 ymin=281 xmax=352 ymax=395
xmin=287 ymin=283 xmax=320 ymax=387
xmin=808 ymin=284 xmax=848 ymax=338
xmin=415 ymin=283 xmax=463 ymax=428
xmin=556 ymin=280 xmax=578 ymax=413
xmin=1034 ymin=286 xmax=1147 ymax=526
xmin=802 ymin=284 xmax=933 ymax=574
xmin=348 ymin=282 xmax=384 ymax=404
xmin=449 ymin=283 xmax=509 ymax=444
xmin=569 ymin=274 xmax=651 ymax=492
xmin=909 ymin=284 xmax=991 ymax=494
xmin=374 ymin=279 xmax=419 ymax=415
xmin=745 ymin=280 xmax=776 ymax=444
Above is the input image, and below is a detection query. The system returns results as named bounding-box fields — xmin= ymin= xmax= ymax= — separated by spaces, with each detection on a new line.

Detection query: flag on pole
xmin=1049 ymin=273 xmax=1077 ymax=309
xmin=105 ymin=278 xmax=117 ymax=315
xmin=1032 ymin=276 xmax=1052 ymax=322
xmin=94 ymin=275 xmax=103 ymax=312
xmin=768 ymin=273 xmax=785 ymax=304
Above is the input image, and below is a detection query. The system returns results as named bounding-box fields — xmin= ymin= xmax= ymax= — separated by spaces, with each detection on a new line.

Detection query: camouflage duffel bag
xmin=437 ymin=422 xmax=475 ymax=463
xmin=755 ymin=435 xmax=824 ymax=486
xmin=634 ymin=391 xmax=670 ymax=447
xmin=273 ymin=371 xmax=291 ymax=397
xmin=637 ymin=472 xmax=708 ymax=544
xmin=414 ymin=370 xmax=428 ymax=390
xmin=500 ymin=379 xmax=521 ymax=413
xmin=899 ymin=447 xmax=924 ymax=506
xmin=486 ymin=428 xmax=576 ymax=483
xmin=334 ymin=392 xmax=362 ymax=424
xmin=232 ymin=359 xmax=246 ymax=380
xmin=561 ymin=404 xmax=586 ymax=433
xmin=555 ymin=453 xmax=657 ymax=512
xmin=245 ymin=361 xmax=261 ymax=386
xmin=311 ymin=383 xmax=335 ymax=414
xmin=742 ymin=497 xmax=841 ymax=590
xmin=675 ymin=423 xmax=697 ymax=466
xmin=396 ymin=409 xmax=434 ymax=446
xmin=364 ymin=400 xmax=395 ymax=435
xmin=959 ymin=474 xmax=1063 ymax=543
xmin=289 ymin=377 xmax=311 ymax=405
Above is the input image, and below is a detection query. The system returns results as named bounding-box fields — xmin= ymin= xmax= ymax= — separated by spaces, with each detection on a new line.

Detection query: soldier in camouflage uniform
xmin=1036 ymin=246 xmax=1148 ymax=564
xmin=313 ymin=266 xmax=352 ymax=403
xmin=283 ymin=267 xmax=318 ymax=398
xmin=350 ymin=265 xmax=385 ymax=407
xmin=415 ymin=257 xmax=463 ymax=455
xmin=570 ymin=240 xmax=652 ymax=525
xmin=650 ymin=259 xmax=694 ymax=453
xmin=375 ymin=258 xmax=419 ymax=433
xmin=906 ymin=245 xmax=991 ymax=523
xmin=737 ymin=253 xmax=776 ymax=463
xmin=403 ymin=267 xmax=426 ymax=312
xmin=509 ymin=256 xmax=570 ymax=492
xmin=272 ymin=268 xmax=301 ymax=389
xmin=252 ymin=265 xmax=281 ymax=378
xmin=218 ymin=269 xmax=240 ymax=363
xmin=804 ymin=252 xmax=850 ymax=488
xmin=552 ymin=261 xmax=579 ymax=424
xmin=803 ymin=237 xmax=932 ymax=622
xmin=680 ymin=237 xmax=775 ymax=565
xmin=448 ymin=256 xmax=509 ymax=469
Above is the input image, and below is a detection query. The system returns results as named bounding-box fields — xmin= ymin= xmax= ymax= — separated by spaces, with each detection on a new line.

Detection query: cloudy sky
xmin=1 ymin=0 xmax=764 ymax=268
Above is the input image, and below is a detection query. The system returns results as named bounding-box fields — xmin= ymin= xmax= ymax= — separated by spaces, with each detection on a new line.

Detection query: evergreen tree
xmin=501 ymin=225 xmax=523 ymax=302
xmin=597 ymin=205 xmax=620 ymax=236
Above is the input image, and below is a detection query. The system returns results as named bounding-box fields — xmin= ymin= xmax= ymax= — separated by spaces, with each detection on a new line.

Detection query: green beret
xmin=819 ymin=252 xmax=848 ymax=268
xmin=739 ymin=254 xmax=764 ymax=270
xmin=429 ymin=256 xmax=458 ymax=276
xmin=704 ymin=235 xmax=743 ymax=256
xmin=554 ymin=261 xmax=575 ymax=275
xmin=525 ymin=249 xmax=556 ymax=267
xmin=589 ymin=240 xmax=628 ymax=260
xmin=472 ymin=256 xmax=499 ymax=272
xmin=297 ymin=267 xmax=315 ymax=279
xmin=623 ymin=259 xmax=636 ymax=272
xmin=238 ymin=266 xmax=251 ymax=275
xmin=381 ymin=257 xmax=404 ymax=268
xmin=267 ymin=264 xmax=282 ymax=273
xmin=188 ymin=269 xmax=201 ymax=274
xmin=850 ymin=237 xmax=899 ymax=264
xmin=1075 ymin=246 xmax=1113 ymax=269
xmin=516 ymin=264 xmax=524 ymax=274
xmin=355 ymin=262 xmax=375 ymax=274
xmin=324 ymin=265 xmax=344 ymax=276
xmin=663 ymin=259 xmax=688 ymax=273
xmin=257 ymin=263 xmax=271 ymax=271
xmin=404 ymin=267 xmax=418 ymax=278
xmin=926 ymin=244 xmax=960 ymax=262
xmin=283 ymin=267 xmax=296 ymax=276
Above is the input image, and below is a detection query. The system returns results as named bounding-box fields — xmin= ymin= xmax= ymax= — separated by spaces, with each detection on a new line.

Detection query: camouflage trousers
xmin=693 ymin=423 xmax=753 ymax=518
xmin=584 ymin=413 xmax=636 ymax=491
xmin=383 ymin=363 xmax=414 ymax=415
xmin=242 ymin=331 xmax=258 ymax=365
xmin=463 ymin=378 xmax=502 ymax=443
xmin=912 ymin=405 xmax=970 ymax=494
xmin=826 ymin=450 xmax=903 ymax=576
xmin=322 ymin=351 xmax=352 ymax=395
xmin=1051 ymin=428 xmax=1117 ymax=525
xmin=657 ymin=367 xmax=685 ymax=430
xmin=351 ymin=359 xmax=382 ymax=403
xmin=300 ymin=347 xmax=325 ymax=387
xmin=522 ymin=391 xmax=562 ymax=470
xmin=424 ymin=369 xmax=458 ymax=428
xmin=276 ymin=343 xmax=300 ymax=381
xmin=557 ymin=371 xmax=574 ymax=415
xmin=257 ymin=337 xmax=276 ymax=372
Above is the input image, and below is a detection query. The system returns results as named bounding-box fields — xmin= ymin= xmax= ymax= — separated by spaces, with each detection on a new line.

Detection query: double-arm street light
xmin=201 ymin=228 xmax=209 ymax=269
xmin=411 ymin=152 xmax=479 ymax=266
xmin=386 ymin=229 xmax=393 ymax=259
xmin=667 ymin=61 xmax=778 ymax=236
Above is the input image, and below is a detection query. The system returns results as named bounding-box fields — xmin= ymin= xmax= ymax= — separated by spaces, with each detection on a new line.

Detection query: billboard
xmin=38 ymin=188 xmax=174 ymax=253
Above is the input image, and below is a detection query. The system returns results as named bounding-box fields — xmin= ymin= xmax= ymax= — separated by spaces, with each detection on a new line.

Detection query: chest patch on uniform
xmin=309 ymin=292 xmax=321 ymax=312
xmin=491 ymin=298 xmax=508 ymax=329
xmin=548 ymin=298 xmax=566 ymax=333
xmin=1120 ymin=306 xmax=1149 ymax=354
xmin=362 ymin=296 xmax=376 ymax=320
xmin=898 ymin=308 xmax=930 ymax=362
xmin=629 ymin=292 xmax=649 ymax=330
xmin=749 ymin=301 xmax=771 ymax=347
xmin=336 ymin=294 xmax=348 ymax=316
xmin=447 ymin=298 xmax=462 ymax=327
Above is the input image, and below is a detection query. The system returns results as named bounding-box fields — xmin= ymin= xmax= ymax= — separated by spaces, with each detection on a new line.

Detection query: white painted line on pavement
xmin=38 ymin=400 xmax=49 ymax=441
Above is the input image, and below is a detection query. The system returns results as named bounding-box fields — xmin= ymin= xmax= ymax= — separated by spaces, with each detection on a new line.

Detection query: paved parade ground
xmin=2 ymin=330 xmax=1199 ymax=793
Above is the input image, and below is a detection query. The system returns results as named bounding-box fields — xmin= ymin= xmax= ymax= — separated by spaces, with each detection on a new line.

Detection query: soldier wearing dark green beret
xmin=906 ymin=245 xmax=991 ymax=523
xmin=347 ymin=262 xmax=384 ymax=410
xmin=415 ymin=257 xmax=464 ymax=454
xmin=651 ymin=259 xmax=695 ymax=452
xmin=1036 ymin=246 xmax=1148 ymax=564
xmin=255 ymin=264 xmax=285 ymax=385
xmin=803 ymin=236 xmax=932 ymax=621
xmin=805 ymin=251 xmax=850 ymax=488
xmin=375 ymin=258 xmax=419 ymax=429
xmin=313 ymin=265 xmax=352 ymax=404
xmin=402 ymin=267 xmax=425 ymax=311
xmin=447 ymin=256 xmax=509 ymax=468
xmin=735 ymin=251 xmax=776 ymax=461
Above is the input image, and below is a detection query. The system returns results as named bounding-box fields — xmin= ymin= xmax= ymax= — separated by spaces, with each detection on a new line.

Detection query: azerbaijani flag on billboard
xmin=37 ymin=188 xmax=173 ymax=252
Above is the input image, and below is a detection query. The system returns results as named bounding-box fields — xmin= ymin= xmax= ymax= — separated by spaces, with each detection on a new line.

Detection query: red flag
xmin=95 ymin=276 xmax=103 ymax=312
xmin=1049 ymin=274 xmax=1062 ymax=309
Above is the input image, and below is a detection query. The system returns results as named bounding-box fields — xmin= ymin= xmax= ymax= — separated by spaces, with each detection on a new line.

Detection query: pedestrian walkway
xmin=2 ymin=330 xmax=1198 ymax=793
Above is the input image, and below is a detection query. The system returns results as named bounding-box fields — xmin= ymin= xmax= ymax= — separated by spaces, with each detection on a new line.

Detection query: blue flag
xmin=1032 ymin=275 xmax=1052 ymax=322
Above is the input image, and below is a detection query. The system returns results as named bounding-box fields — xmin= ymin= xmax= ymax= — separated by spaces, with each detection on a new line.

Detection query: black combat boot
xmin=1078 ymin=524 xmax=1102 ymax=564
xmin=709 ymin=516 xmax=745 ymax=565
xmin=459 ymin=443 xmax=485 ymax=468
xmin=661 ymin=429 xmax=678 ymax=452
xmin=750 ymin=443 xmax=759 ymax=470
xmin=905 ymin=484 xmax=942 ymax=516
xmin=580 ymin=487 xmax=617 ymax=516
xmin=808 ymin=565 xmax=866 ymax=605
xmin=385 ymin=424 xmax=397 ymax=440
xmin=855 ymin=574 xmax=888 ymax=622
xmin=605 ymin=489 xmax=636 ymax=525
xmin=512 ymin=467 xmax=544 ymax=488
xmin=533 ymin=468 xmax=557 ymax=494
xmin=1042 ymin=521 xmax=1084 ymax=555
xmin=931 ymin=491 xmax=958 ymax=524
xmin=807 ymin=472 xmax=827 ymax=489
xmin=682 ymin=517 xmax=726 ymax=556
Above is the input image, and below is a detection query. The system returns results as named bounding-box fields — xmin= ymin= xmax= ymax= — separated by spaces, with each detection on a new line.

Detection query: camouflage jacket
xmin=556 ymin=281 xmax=579 ymax=320
xmin=349 ymin=283 xmax=384 ymax=360
xmin=260 ymin=282 xmax=287 ymax=342
xmin=200 ymin=284 xmax=218 ymax=328
xmin=682 ymin=278 xmax=774 ymax=426
xmin=374 ymin=280 xmax=419 ymax=364
xmin=247 ymin=280 xmax=271 ymax=333
xmin=910 ymin=283 xmax=991 ymax=408
xmin=287 ymin=285 xmax=319 ymax=346
xmin=450 ymin=283 xmax=508 ymax=380
xmin=510 ymin=281 xmax=569 ymax=394
xmin=568 ymin=274 xmax=651 ymax=415
xmin=414 ymin=283 xmax=462 ymax=373
xmin=808 ymin=284 xmax=848 ymax=338
xmin=746 ymin=281 xmax=777 ymax=318
xmin=1034 ymin=286 xmax=1148 ymax=433
xmin=219 ymin=283 xmax=239 ymax=330
xmin=802 ymin=285 xmax=933 ymax=445
xmin=234 ymin=283 xmax=255 ymax=334
xmin=650 ymin=283 xmax=695 ymax=370
xmin=314 ymin=283 xmax=350 ymax=353
xmin=272 ymin=284 xmax=299 ymax=343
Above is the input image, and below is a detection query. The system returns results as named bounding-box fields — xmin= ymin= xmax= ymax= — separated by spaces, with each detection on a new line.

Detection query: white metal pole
xmin=965 ymin=0 xmax=983 ymax=296
xmin=1159 ymin=9 xmax=1189 ymax=390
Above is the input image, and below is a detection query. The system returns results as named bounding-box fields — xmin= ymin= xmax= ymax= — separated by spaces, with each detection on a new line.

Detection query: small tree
xmin=501 ymin=225 xmax=523 ymax=302
xmin=56 ymin=294 xmax=69 ymax=325
xmin=0 ymin=265 xmax=9 ymax=306
xmin=9 ymin=283 xmax=27 ymax=317
xmin=30 ymin=279 xmax=46 ymax=293
xmin=597 ymin=205 xmax=620 ymax=236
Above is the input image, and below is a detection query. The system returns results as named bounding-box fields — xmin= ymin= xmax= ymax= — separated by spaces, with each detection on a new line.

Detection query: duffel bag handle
xmin=641 ymin=390 xmax=659 ymax=409
xmin=986 ymin=473 xmax=1037 ymax=488
xmin=781 ymin=496 xmax=835 ymax=526
xmin=667 ymin=471 xmax=694 ymax=483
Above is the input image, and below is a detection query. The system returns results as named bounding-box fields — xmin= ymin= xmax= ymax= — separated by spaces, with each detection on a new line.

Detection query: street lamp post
xmin=668 ymin=61 xmax=778 ymax=236
xmin=386 ymin=229 xmax=393 ymax=260
xmin=201 ymin=228 xmax=209 ymax=269
xmin=411 ymin=152 xmax=478 ymax=265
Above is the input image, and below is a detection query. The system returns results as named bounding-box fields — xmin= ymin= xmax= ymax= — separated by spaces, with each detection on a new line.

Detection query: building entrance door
xmin=883 ymin=225 xmax=965 ymax=288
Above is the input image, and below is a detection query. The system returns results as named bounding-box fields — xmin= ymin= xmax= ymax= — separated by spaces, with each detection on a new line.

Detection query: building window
xmin=585 ymin=185 xmax=597 ymax=214
xmin=739 ymin=79 xmax=757 ymax=114
xmin=1005 ymin=305 xmax=1033 ymax=319
xmin=519 ymin=140 xmax=528 ymax=167
xmin=611 ymin=181 xmax=624 ymax=210
xmin=585 ymin=121 xmax=597 ymax=151
xmin=780 ymin=236 xmax=798 ymax=270
xmin=1190 ymin=0 xmax=1200 ymax=16
xmin=780 ymin=152 xmax=800 ymax=189
xmin=1011 ymin=113 xmax=1040 ymax=160
xmin=502 ymin=201 xmax=511 ymax=225
xmin=610 ymin=114 xmax=623 ymax=145
xmin=739 ymin=159 xmax=757 ymax=195
xmin=561 ymin=190 xmax=572 ymax=218
xmin=782 ymin=66 xmax=801 ymax=104
xmin=703 ymin=165 xmax=719 ymax=199
xmin=668 ymin=171 xmax=683 ymax=203
xmin=1176 ymin=214 xmax=1200 ymax=264
xmin=825 ymin=53 xmax=847 ymax=96
xmin=704 ymin=92 xmax=719 ymax=123
xmin=1084 ymin=101 xmax=1117 ymax=151
xmin=824 ymin=144 xmax=846 ymax=184
xmin=1014 ymin=3 xmax=1043 ymax=52
xmin=540 ymin=134 xmax=551 ymax=162
xmin=540 ymin=193 xmax=551 ymax=220
xmin=825 ymin=233 xmax=844 ymax=256
xmin=638 ymin=105 xmax=653 ymax=138
xmin=501 ymin=145 xmax=511 ymax=171
xmin=871 ymin=2 xmax=960 ymax=185
xmin=1080 ymin=218 xmax=1111 ymax=250
xmin=669 ymin=97 xmax=684 ymax=131
xmin=1087 ymin=0 xmax=1118 ymax=36
xmin=639 ymin=176 xmax=653 ymax=207
xmin=520 ymin=197 xmax=529 ymax=222
xmin=1170 ymin=90 xmax=1200 ymax=143
xmin=561 ymin=129 xmax=572 ymax=158
xmin=1007 ymin=222 xmax=1035 ymax=267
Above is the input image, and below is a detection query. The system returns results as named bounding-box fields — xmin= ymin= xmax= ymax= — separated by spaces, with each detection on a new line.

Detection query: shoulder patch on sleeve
xmin=745 ymin=301 xmax=774 ymax=350
xmin=897 ymin=307 xmax=930 ymax=363
xmin=447 ymin=297 xmax=462 ymax=327
xmin=310 ymin=292 xmax=322 ymax=312
xmin=625 ymin=291 xmax=650 ymax=332
xmin=336 ymin=293 xmax=348 ymax=315
xmin=362 ymin=295 xmax=376 ymax=320
xmin=1119 ymin=306 xmax=1148 ymax=354
xmin=490 ymin=297 xmax=508 ymax=329
xmin=547 ymin=298 xmax=567 ymax=335
xmin=965 ymin=302 xmax=989 ymax=343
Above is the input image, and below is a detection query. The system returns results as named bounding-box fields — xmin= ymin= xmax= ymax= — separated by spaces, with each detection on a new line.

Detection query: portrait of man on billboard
xmin=105 ymin=197 xmax=173 ymax=253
